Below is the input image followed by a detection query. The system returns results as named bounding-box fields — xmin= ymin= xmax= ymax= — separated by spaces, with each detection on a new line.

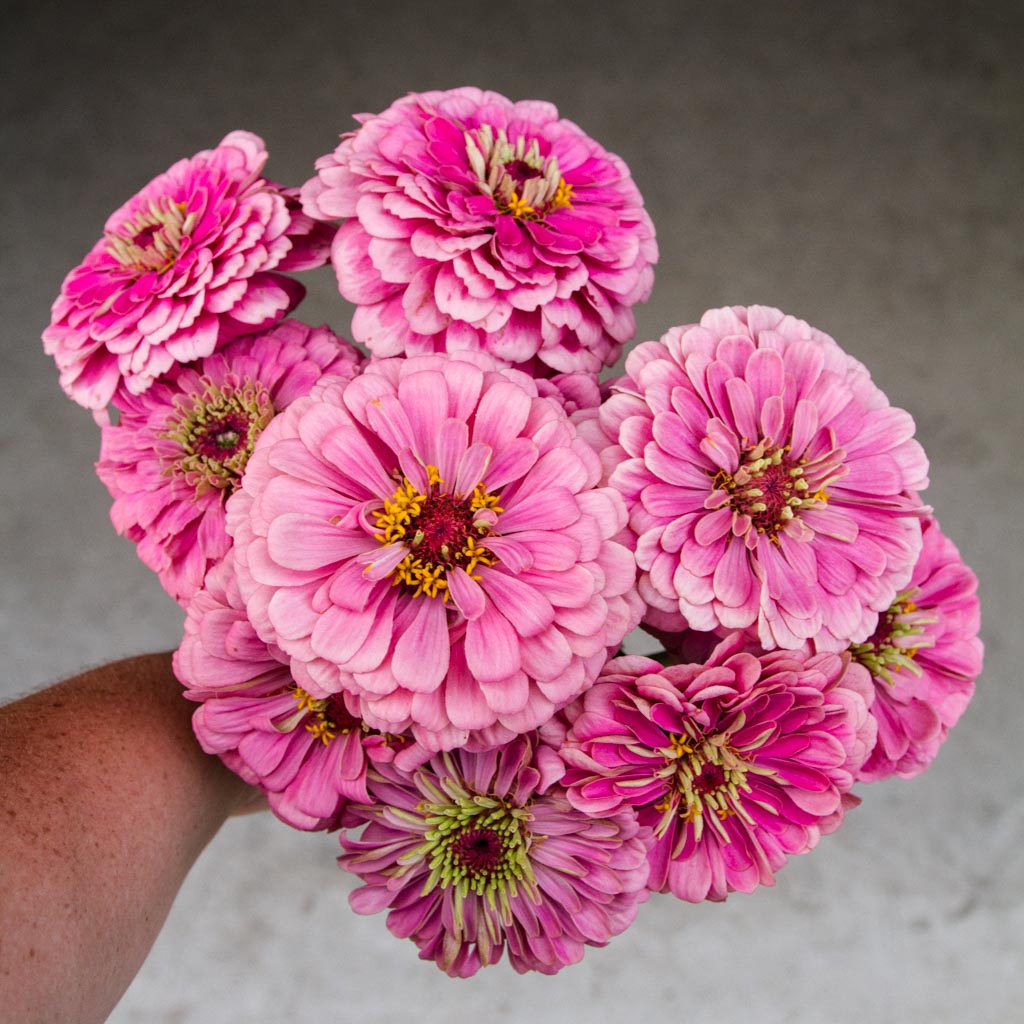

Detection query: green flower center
xmin=416 ymin=789 xmax=534 ymax=901
xmin=850 ymin=588 xmax=937 ymax=685
xmin=162 ymin=377 xmax=274 ymax=495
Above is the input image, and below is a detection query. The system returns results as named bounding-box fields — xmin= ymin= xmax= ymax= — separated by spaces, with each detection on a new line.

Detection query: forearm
xmin=0 ymin=653 xmax=252 ymax=1024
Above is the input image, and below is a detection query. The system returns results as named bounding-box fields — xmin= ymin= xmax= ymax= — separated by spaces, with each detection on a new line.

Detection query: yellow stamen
xmin=306 ymin=719 xmax=336 ymax=745
xmin=372 ymin=466 xmax=503 ymax=601
xmin=504 ymin=192 xmax=534 ymax=219
xmin=551 ymin=179 xmax=574 ymax=210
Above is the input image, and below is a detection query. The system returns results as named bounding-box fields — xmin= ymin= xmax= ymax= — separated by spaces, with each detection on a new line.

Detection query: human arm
xmin=0 ymin=652 xmax=256 ymax=1024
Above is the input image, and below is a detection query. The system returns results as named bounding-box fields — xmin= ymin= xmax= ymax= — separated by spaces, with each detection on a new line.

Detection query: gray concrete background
xmin=2 ymin=1 xmax=1022 ymax=1021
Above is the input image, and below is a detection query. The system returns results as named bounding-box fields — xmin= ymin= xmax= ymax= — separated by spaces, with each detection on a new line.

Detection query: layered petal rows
xmin=96 ymin=320 xmax=362 ymax=602
xmin=44 ymin=132 xmax=325 ymax=409
xmin=175 ymin=561 xmax=407 ymax=830
xmin=339 ymin=735 xmax=651 ymax=975
xmin=598 ymin=305 xmax=930 ymax=650
xmin=559 ymin=635 xmax=876 ymax=901
xmin=849 ymin=516 xmax=983 ymax=781
xmin=302 ymin=87 xmax=657 ymax=375
xmin=227 ymin=353 xmax=642 ymax=752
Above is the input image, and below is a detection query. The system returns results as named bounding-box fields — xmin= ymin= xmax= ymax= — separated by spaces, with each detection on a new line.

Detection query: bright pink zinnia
xmin=600 ymin=305 xmax=930 ymax=650
xmin=848 ymin=517 xmax=982 ymax=781
xmin=339 ymin=735 xmax=651 ymax=976
xmin=302 ymin=87 xmax=657 ymax=375
xmin=43 ymin=132 xmax=326 ymax=409
xmin=227 ymin=353 xmax=642 ymax=752
xmin=175 ymin=561 xmax=406 ymax=830
xmin=559 ymin=635 xmax=875 ymax=902
xmin=96 ymin=320 xmax=362 ymax=602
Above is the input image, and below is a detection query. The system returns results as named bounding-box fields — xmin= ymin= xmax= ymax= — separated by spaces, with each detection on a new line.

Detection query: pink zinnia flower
xmin=302 ymin=87 xmax=657 ymax=375
xmin=227 ymin=353 xmax=641 ymax=752
xmin=96 ymin=320 xmax=362 ymax=602
xmin=559 ymin=634 xmax=875 ymax=902
xmin=339 ymin=735 xmax=651 ymax=976
xmin=43 ymin=131 xmax=327 ymax=409
xmin=175 ymin=561 xmax=406 ymax=831
xmin=848 ymin=517 xmax=982 ymax=781
xmin=600 ymin=305 xmax=930 ymax=650
xmin=534 ymin=371 xmax=603 ymax=417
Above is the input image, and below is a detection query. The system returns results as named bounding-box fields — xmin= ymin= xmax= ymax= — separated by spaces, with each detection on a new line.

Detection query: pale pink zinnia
xmin=559 ymin=634 xmax=876 ymax=902
xmin=338 ymin=735 xmax=651 ymax=976
xmin=175 ymin=561 xmax=406 ymax=831
xmin=43 ymin=131 xmax=328 ymax=409
xmin=302 ymin=87 xmax=657 ymax=375
xmin=96 ymin=320 xmax=362 ymax=603
xmin=600 ymin=305 xmax=930 ymax=650
xmin=848 ymin=516 xmax=982 ymax=781
xmin=227 ymin=353 xmax=642 ymax=752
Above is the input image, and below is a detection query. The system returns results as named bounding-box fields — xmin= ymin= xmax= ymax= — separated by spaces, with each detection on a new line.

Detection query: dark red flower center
xmin=451 ymin=828 xmax=506 ymax=874
xmin=746 ymin=460 xmax=800 ymax=532
xmin=132 ymin=223 xmax=161 ymax=248
xmin=107 ymin=196 xmax=192 ymax=276
xmin=692 ymin=762 xmax=727 ymax=795
xmin=713 ymin=443 xmax=824 ymax=538
xmin=374 ymin=469 xmax=502 ymax=601
xmin=321 ymin=694 xmax=362 ymax=733
xmin=193 ymin=412 xmax=251 ymax=459
xmin=465 ymin=124 xmax=573 ymax=222
xmin=503 ymin=158 xmax=544 ymax=190
xmin=163 ymin=377 xmax=275 ymax=496
xmin=654 ymin=731 xmax=755 ymax=841
xmin=412 ymin=494 xmax=478 ymax=566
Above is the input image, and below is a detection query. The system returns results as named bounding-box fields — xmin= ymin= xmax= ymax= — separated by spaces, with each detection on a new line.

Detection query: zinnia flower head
xmin=339 ymin=735 xmax=651 ymax=976
xmin=848 ymin=516 xmax=982 ymax=781
xmin=175 ymin=561 xmax=408 ymax=830
xmin=96 ymin=319 xmax=362 ymax=603
xmin=559 ymin=634 xmax=875 ymax=902
xmin=302 ymin=87 xmax=657 ymax=375
xmin=600 ymin=305 xmax=930 ymax=650
xmin=43 ymin=131 xmax=326 ymax=410
xmin=227 ymin=352 xmax=642 ymax=752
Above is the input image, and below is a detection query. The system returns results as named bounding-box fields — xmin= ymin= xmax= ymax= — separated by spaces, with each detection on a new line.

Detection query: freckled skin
xmin=0 ymin=654 xmax=259 ymax=1024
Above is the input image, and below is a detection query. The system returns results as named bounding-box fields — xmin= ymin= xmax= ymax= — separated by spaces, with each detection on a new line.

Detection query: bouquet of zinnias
xmin=43 ymin=88 xmax=983 ymax=976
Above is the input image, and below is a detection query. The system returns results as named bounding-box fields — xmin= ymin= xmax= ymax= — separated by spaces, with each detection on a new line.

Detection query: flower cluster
xmin=43 ymin=87 xmax=982 ymax=976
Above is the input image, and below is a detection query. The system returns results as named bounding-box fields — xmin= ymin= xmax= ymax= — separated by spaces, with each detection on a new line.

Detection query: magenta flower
xmin=302 ymin=87 xmax=657 ymax=375
xmin=339 ymin=735 xmax=651 ymax=976
xmin=175 ymin=561 xmax=407 ymax=830
xmin=849 ymin=517 xmax=982 ymax=781
xmin=96 ymin=320 xmax=362 ymax=603
xmin=227 ymin=353 xmax=642 ymax=752
xmin=43 ymin=132 xmax=325 ymax=410
xmin=599 ymin=305 xmax=930 ymax=650
xmin=559 ymin=634 xmax=875 ymax=902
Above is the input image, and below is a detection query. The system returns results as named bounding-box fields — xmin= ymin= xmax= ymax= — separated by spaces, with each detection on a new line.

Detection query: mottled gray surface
xmin=2 ymin=1 xmax=1022 ymax=1021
